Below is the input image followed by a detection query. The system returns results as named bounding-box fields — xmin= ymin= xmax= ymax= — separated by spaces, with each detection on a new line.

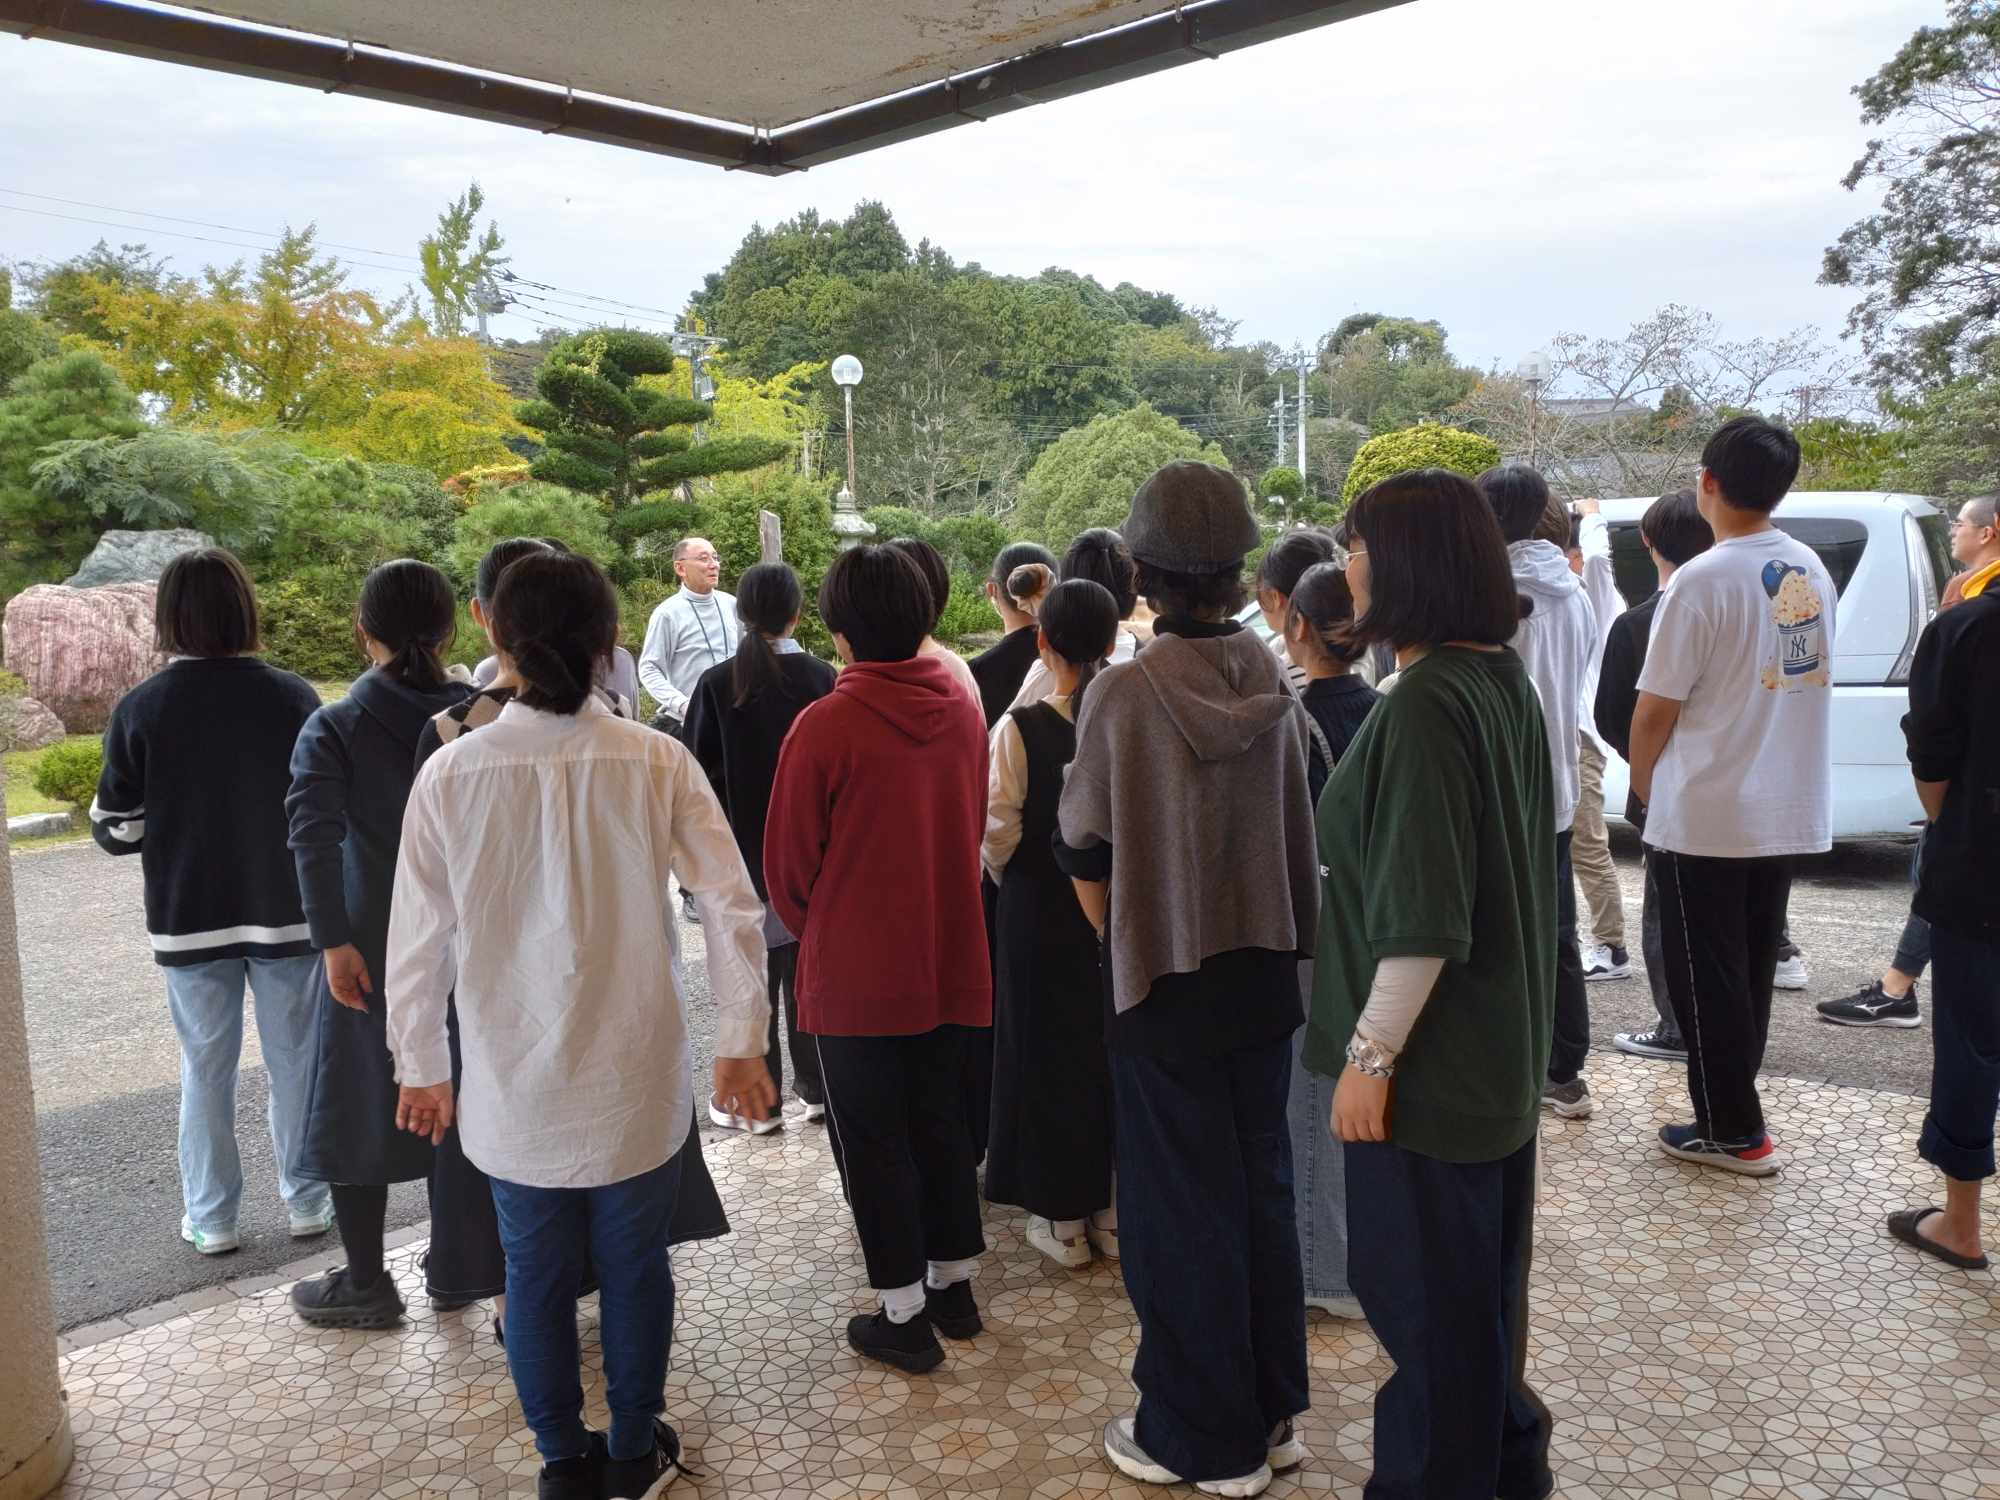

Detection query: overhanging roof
xmin=0 ymin=0 xmax=1410 ymax=172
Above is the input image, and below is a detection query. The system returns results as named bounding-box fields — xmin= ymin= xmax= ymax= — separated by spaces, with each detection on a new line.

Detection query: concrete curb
xmin=7 ymin=811 xmax=75 ymax=839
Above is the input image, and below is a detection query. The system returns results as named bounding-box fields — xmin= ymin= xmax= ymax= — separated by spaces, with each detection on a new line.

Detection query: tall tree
xmin=18 ymin=240 xmax=177 ymax=345
xmin=1821 ymin=1 xmax=2000 ymax=384
xmin=0 ymin=350 xmax=144 ymax=581
xmin=1013 ymin=403 xmax=1229 ymax=547
xmin=0 ymin=269 xmax=59 ymax=397
xmin=418 ymin=182 xmax=510 ymax=338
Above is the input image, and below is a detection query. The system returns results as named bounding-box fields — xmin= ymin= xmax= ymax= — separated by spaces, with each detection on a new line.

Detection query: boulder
xmin=2 ymin=583 xmax=166 ymax=732
xmin=0 ymin=695 xmax=65 ymax=753
xmin=64 ymin=529 xmax=214 ymax=589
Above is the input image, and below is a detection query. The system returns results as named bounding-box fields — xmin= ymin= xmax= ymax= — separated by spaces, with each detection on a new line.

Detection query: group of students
xmin=86 ymin=411 xmax=2000 ymax=1500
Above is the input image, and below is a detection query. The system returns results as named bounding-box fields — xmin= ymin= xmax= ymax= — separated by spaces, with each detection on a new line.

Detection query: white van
xmin=1595 ymin=492 xmax=1950 ymax=841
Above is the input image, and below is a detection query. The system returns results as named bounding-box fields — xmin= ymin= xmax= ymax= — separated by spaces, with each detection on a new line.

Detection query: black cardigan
xmin=969 ymin=623 xmax=1043 ymax=729
xmin=1907 ymin=592 xmax=2000 ymax=940
xmin=1592 ymin=591 xmax=1662 ymax=826
xmin=684 ymin=649 xmax=836 ymax=899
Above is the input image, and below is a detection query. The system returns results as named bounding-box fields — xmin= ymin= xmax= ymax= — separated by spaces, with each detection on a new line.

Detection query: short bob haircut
xmin=1477 ymin=463 xmax=1554 ymax=544
xmin=1347 ymin=469 xmax=1522 ymax=649
xmin=156 ymin=547 xmax=260 ymax=658
xmin=887 ymin=536 xmax=951 ymax=635
xmin=1135 ymin=559 xmax=1246 ymax=620
xmin=819 ymin=544 xmax=934 ymax=663
xmin=1702 ymin=415 xmax=1801 ymax=514
xmin=1641 ymin=488 xmax=1714 ymax=568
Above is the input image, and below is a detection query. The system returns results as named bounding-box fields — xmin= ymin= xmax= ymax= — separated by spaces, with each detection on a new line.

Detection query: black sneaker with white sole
xmin=1613 ymin=1026 xmax=1688 ymax=1060
xmin=601 ymin=1419 xmax=696 ymax=1498
xmin=290 ymin=1267 xmax=406 ymax=1329
xmin=1817 ymin=980 xmax=1922 ymax=1028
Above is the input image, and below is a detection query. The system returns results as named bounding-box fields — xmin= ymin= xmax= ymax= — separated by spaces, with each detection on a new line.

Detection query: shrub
xmin=1340 ymin=423 xmax=1501 ymax=506
xmin=447 ymin=482 xmax=618 ymax=584
xmin=31 ymin=737 xmax=102 ymax=809
xmin=260 ymin=571 xmax=361 ymax=682
xmin=0 ymin=670 xmax=25 ymax=700
xmin=934 ymin=565 xmax=1001 ymax=646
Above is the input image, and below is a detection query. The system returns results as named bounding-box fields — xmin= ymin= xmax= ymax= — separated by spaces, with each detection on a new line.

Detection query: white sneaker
xmin=1086 ymin=1219 xmax=1120 ymax=1260
xmin=801 ymin=1101 xmax=827 ymax=1123
xmin=707 ymin=1100 xmax=783 ymax=1136
xmin=180 ymin=1216 xmax=240 ymax=1255
xmin=1773 ymin=955 xmax=1810 ymax=990
xmin=1026 ymin=1215 xmax=1093 ymax=1268
xmin=1104 ymin=1416 xmax=1271 ymax=1497
xmin=288 ymin=1199 xmax=335 ymax=1239
xmin=1267 ymin=1419 xmax=1307 ymax=1473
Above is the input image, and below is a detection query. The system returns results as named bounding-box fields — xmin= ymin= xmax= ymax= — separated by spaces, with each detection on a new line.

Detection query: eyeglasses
xmin=1337 ymin=545 xmax=1366 ymax=565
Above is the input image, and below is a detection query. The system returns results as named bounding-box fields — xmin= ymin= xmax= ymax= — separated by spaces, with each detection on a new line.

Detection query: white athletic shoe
xmin=1027 ymin=1215 xmax=1093 ymax=1268
xmin=180 ymin=1216 xmax=240 ymax=1256
xmin=707 ymin=1100 xmax=783 ymax=1136
xmin=288 ymin=1198 xmax=335 ymax=1239
xmin=1773 ymin=955 xmax=1810 ymax=990
xmin=1104 ymin=1416 xmax=1272 ymax=1497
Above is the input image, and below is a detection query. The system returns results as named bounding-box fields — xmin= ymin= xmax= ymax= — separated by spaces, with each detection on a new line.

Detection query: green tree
xmin=1260 ymin=465 xmax=1305 ymax=527
xmin=1886 ymin=359 xmax=2000 ymax=498
xmin=1795 ymin=415 xmax=1908 ymax=491
xmin=0 ymin=351 xmax=144 ymax=580
xmin=0 ymin=272 xmax=59 ymax=397
xmin=18 ymin=240 xmax=177 ymax=345
xmin=515 ymin=328 xmax=790 ymax=545
xmin=1340 ymin=423 xmax=1501 ymax=506
xmin=1014 ymin=404 xmax=1229 ymax=548
xmin=418 ymin=181 xmax=510 ymax=339
xmin=1821 ymin=1 xmax=2000 ymax=383
xmin=28 ymin=428 xmax=280 ymax=552
xmin=448 ymin=483 xmax=619 ymax=581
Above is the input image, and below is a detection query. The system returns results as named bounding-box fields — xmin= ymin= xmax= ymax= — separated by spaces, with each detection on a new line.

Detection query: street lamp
xmin=1515 ymin=349 xmax=1553 ymax=466
xmin=832 ymin=354 xmax=864 ymax=505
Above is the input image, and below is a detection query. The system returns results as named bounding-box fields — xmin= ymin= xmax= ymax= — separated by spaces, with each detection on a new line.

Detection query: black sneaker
xmin=924 ymin=1280 xmax=982 ymax=1340
xmin=1817 ymin=980 xmax=1922 ymax=1029
xmin=846 ymin=1309 xmax=944 ymax=1373
xmin=1613 ymin=1026 xmax=1688 ymax=1060
xmin=290 ymin=1267 xmax=406 ymax=1329
xmin=537 ymin=1431 xmax=605 ymax=1500
xmin=601 ymin=1419 xmax=694 ymax=1498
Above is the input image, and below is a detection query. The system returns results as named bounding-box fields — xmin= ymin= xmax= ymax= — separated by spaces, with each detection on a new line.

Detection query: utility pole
xmin=1272 ymin=383 xmax=1288 ymax=466
xmin=1296 ymin=358 xmax=1309 ymax=478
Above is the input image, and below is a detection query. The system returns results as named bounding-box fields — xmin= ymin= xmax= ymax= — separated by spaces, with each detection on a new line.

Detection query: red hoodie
xmin=764 ymin=654 xmax=993 ymax=1036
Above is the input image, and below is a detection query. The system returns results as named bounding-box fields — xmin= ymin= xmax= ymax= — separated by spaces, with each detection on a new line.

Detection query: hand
xmin=324 ymin=943 xmax=372 ymax=1011
xmin=396 ymin=1081 xmax=454 ymax=1145
xmin=1331 ymin=1063 xmax=1391 ymax=1143
xmin=714 ymin=1056 xmax=778 ymax=1123
xmin=1578 ymin=496 xmax=1601 ymax=516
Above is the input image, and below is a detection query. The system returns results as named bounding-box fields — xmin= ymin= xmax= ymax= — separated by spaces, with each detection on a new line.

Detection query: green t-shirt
xmin=1304 ymin=646 xmax=1556 ymax=1163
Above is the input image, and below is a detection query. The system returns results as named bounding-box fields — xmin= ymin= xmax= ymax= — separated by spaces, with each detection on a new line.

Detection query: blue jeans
xmin=1111 ymin=1032 xmax=1308 ymax=1482
xmin=162 ymin=955 xmax=324 ymax=1233
xmin=1286 ymin=966 xmax=1351 ymax=1304
xmin=490 ymin=1153 xmax=684 ymax=1464
xmin=1919 ymin=926 xmax=2000 ymax=1182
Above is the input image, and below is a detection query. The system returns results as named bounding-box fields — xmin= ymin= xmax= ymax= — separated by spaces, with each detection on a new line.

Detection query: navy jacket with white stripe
xmin=91 ymin=656 xmax=323 ymax=967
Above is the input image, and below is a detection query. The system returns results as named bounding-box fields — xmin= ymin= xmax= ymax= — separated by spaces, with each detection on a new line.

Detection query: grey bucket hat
xmin=1121 ymin=461 xmax=1260 ymax=574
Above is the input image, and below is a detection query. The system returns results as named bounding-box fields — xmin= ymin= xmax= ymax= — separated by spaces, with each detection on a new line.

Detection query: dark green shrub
xmin=934 ymin=566 xmax=1000 ymax=645
xmin=260 ymin=572 xmax=361 ymax=683
xmin=32 ymin=737 xmax=102 ymax=808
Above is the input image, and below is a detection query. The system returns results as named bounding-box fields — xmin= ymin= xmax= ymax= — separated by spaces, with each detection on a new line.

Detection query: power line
xmin=0 ymin=187 xmax=422 ymax=265
xmin=0 ymin=202 xmax=418 ymax=279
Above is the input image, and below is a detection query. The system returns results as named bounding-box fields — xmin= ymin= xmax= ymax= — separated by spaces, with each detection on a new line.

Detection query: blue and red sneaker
xmin=1658 ymin=1123 xmax=1780 ymax=1177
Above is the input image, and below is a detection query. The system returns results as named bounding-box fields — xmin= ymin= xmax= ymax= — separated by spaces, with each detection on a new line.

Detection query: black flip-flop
xmin=1887 ymin=1206 xmax=1990 ymax=1270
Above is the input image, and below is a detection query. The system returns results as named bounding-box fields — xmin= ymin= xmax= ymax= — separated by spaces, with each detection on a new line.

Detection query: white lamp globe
xmin=832 ymin=354 xmax=864 ymax=388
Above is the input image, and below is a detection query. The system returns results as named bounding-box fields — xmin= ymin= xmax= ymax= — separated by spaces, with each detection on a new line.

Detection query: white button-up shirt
xmin=385 ymin=695 xmax=769 ymax=1189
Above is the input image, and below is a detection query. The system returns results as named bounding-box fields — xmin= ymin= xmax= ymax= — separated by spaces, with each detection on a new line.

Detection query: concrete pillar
xmin=0 ymin=813 xmax=74 ymax=1499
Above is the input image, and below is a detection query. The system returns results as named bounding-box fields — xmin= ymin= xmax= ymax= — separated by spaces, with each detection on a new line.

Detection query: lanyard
xmin=686 ymin=591 xmax=734 ymax=663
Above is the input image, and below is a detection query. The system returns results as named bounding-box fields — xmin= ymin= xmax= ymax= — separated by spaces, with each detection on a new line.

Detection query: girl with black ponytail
xmin=286 ymin=559 xmax=474 ymax=1330
xmin=684 ymin=562 xmax=837 ymax=1130
xmin=981 ymin=578 xmax=1122 ymax=1269
xmin=1008 ymin=528 xmax=1144 ymax=711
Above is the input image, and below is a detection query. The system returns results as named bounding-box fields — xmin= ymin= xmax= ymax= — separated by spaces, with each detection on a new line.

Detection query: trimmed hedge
xmin=1340 ymin=423 xmax=1502 ymax=506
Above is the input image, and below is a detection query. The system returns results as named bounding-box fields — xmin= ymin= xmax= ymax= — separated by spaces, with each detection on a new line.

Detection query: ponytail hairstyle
xmin=474 ymin=536 xmax=553 ymax=606
xmin=1286 ymin=560 xmax=1366 ymax=666
xmin=730 ymin=561 xmax=804 ymax=709
xmin=357 ymin=559 xmax=455 ymax=690
xmin=489 ymin=552 xmax=619 ymax=715
xmin=1060 ymin=528 xmax=1139 ymax=619
xmin=1005 ymin=562 xmax=1054 ymax=616
xmin=1037 ymin=579 xmax=1121 ymax=708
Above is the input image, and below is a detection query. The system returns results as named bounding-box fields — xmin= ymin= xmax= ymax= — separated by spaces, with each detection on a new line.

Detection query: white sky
xmin=0 ymin=0 xmax=1933 ymax=374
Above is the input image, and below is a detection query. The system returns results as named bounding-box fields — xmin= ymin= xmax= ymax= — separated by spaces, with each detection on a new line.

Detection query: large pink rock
xmin=3 ymin=583 xmax=166 ymax=732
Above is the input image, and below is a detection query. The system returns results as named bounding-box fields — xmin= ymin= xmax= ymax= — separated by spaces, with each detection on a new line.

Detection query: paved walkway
xmin=48 ymin=1054 xmax=1997 ymax=1499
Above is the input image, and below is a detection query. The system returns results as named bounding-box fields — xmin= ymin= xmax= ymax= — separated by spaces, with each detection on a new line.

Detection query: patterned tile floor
xmin=47 ymin=1053 xmax=2000 ymax=1499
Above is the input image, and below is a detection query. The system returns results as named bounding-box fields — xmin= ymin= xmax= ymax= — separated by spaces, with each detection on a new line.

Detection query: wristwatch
xmin=1345 ymin=1033 xmax=1396 ymax=1078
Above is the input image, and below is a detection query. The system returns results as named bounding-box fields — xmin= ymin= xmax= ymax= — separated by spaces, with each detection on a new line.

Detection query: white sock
xmin=881 ymin=1280 xmax=926 ymax=1324
xmin=1051 ymin=1217 xmax=1087 ymax=1240
xmin=925 ymin=1256 xmax=978 ymax=1290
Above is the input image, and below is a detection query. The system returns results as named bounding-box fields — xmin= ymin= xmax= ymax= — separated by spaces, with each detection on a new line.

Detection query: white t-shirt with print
xmin=1636 ymin=529 xmax=1837 ymax=859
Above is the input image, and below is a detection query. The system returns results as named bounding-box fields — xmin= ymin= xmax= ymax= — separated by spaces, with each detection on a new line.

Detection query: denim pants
xmin=1548 ymin=830 xmax=1590 ymax=1084
xmin=1919 ymin=926 xmax=2000 ymax=1182
xmin=1111 ymin=1033 xmax=1308 ymax=1482
xmin=1286 ymin=965 xmax=1350 ymax=1305
xmin=1345 ymin=1135 xmax=1552 ymax=1500
xmin=162 ymin=955 xmax=325 ymax=1232
xmin=490 ymin=1152 xmax=684 ymax=1464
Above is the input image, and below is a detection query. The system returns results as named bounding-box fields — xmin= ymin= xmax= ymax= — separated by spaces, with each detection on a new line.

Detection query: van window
xmin=1914 ymin=510 xmax=1953 ymax=600
xmin=1605 ymin=517 xmax=1870 ymax=606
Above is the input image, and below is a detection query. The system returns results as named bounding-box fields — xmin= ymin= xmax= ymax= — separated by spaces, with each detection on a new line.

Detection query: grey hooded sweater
xmin=1057 ymin=621 xmax=1317 ymax=1019
xmin=1507 ymin=539 xmax=1597 ymax=833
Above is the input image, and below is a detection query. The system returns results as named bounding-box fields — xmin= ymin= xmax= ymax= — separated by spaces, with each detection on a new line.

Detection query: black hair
xmin=1061 ymin=528 xmax=1139 ymax=619
xmin=818 ymin=544 xmax=934 ymax=663
xmin=887 ymin=537 xmax=951 ymax=635
xmin=1037 ymin=579 xmax=1121 ymax=708
xmin=1477 ymin=463 xmax=1553 ymax=544
xmin=1135 ymin=559 xmax=1246 ymax=619
xmin=990 ymin=540 xmax=1057 ymax=594
xmin=1256 ymin=528 xmax=1338 ymax=597
xmin=358 ymin=559 xmax=455 ymax=690
xmin=155 ymin=547 xmax=259 ymax=658
xmin=1701 ymin=415 xmax=1802 ymax=513
xmin=730 ymin=561 xmax=805 ymax=709
xmin=1286 ymin=561 xmax=1366 ymax=666
xmin=489 ymin=552 xmax=619 ymax=715
xmin=1640 ymin=488 xmax=1714 ymax=567
xmin=1347 ymin=469 xmax=1522 ymax=649
xmin=1565 ymin=511 xmax=1584 ymax=553
xmin=475 ymin=537 xmax=553 ymax=604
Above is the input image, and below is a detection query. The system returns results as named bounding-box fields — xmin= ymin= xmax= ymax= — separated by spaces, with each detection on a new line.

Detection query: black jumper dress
xmin=983 ymin=701 xmax=1114 ymax=1221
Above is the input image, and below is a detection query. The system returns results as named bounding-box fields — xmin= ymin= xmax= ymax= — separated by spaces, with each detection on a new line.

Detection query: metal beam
xmin=0 ymin=0 xmax=1411 ymax=174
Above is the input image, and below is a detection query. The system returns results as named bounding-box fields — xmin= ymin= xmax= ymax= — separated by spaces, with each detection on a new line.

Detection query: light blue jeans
xmin=162 ymin=955 xmax=326 ymax=1233
xmin=1286 ymin=961 xmax=1352 ymax=1305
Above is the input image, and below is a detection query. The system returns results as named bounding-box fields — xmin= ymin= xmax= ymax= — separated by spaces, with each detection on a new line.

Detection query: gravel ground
xmin=14 ymin=827 xmax=1928 ymax=1329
